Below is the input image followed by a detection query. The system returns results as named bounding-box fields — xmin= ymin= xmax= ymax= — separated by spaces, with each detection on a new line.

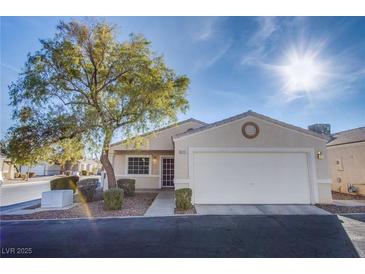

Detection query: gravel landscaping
xmin=1 ymin=193 xmax=157 ymax=220
xmin=332 ymin=191 xmax=365 ymax=200
xmin=316 ymin=204 xmax=365 ymax=214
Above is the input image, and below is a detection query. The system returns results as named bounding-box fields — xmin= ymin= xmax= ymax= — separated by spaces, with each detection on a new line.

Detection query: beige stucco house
xmin=327 ymin=127 xmax=365 ymax=195
xmin=109 ymin=110 xmax=332 ymax=204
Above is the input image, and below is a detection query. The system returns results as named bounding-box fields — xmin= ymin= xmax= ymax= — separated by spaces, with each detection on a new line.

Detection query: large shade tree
xmin=8 ymin=20 xmax=189 ymax=187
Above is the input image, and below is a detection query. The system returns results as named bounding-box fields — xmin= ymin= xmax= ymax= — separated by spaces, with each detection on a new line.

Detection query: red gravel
xmin=1 ymin=193 xmax=157 ymax=221
xmin=316 ymin=204 xmax=365 ymax=214
xmin=332 ymin=191 xmax=365 ymax=200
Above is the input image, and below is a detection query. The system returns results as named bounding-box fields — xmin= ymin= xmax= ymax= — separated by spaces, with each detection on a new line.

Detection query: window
xmin=127 ymin=157 xmax=150 ymax=175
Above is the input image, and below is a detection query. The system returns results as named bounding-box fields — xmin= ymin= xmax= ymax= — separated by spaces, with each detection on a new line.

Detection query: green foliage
xmin=104 ymin=188 xmax=124 ymax=210
xmin=175 ymin=188 xmax=193 ymax=210
xmin=81 ymin=170 xmax=88 ymax=176
xmin=50 ymin=176 xmax=79 ymax=193
xmin=77 ymin=178 xmax=98 ymax=202
xmin=7 ymin=20 xmax=190 ymax=188
xmin=117 ymin=179 xmax=136 ymax=197
xmin=48 ymin=138 xmax=84 ymax=167
xmin=78 ymin=184 xmax=97 ymax=202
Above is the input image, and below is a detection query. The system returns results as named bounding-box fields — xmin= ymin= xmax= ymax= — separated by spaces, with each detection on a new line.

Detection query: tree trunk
xmin=100 ymin=129 xmax=116 ymax=189
xmin=64 ymin=160 xmax=72 ymax=172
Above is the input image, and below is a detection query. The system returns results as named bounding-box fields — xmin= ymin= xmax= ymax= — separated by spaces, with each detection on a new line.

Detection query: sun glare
xmin=275 ymin=47 xmax=328 ymax=98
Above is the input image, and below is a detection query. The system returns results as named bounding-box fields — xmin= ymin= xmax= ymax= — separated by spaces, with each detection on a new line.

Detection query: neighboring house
xmin=78 ymin=159 xmax=102 ymax=174
xmin=20 ymin=163 xmax=61 ymax=176
xmin=110 ymin=110 xmax=332 ymax=204
xmin=0 ymin=155 xmax=16 ymax=180
xmin=327 ymin=127 xmax=365 ymax=195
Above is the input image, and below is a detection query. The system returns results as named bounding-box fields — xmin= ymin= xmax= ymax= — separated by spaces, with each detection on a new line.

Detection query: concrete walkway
xmin=144 ymin=190 xmax=174 ymax=216
xmin=195 ymin=204 xmax=331 ymax=215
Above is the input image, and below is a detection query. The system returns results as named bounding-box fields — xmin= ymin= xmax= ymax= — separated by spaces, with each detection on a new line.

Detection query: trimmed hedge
xmin=117 ymin=179 xmax=136 ymax=197
xmin=175 ymin=188 xmax=192 ymax=210
xmin=50 ymin=176 xmax=79 ymax=193
xmin=77 ymin=178 xmax=99 ymax=202
xmin=78 ymin=184 xmax=97 ymax=202
xmin=78 ymin=178 xmax=99 ymax=187
xmin=104 ymin=188 xmax=124 ymax=210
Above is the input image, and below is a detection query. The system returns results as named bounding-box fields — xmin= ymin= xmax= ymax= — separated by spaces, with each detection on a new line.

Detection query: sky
xmin=1 ymin=16 xmax=365 ymax=142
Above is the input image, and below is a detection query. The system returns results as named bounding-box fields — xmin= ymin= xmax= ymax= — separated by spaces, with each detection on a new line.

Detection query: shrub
xmin=78 ymin=184 xmax=97 ymax=202
xmin=77 ymin=178 xmax=99 ymax=202
xmin=81 ymin=170 xmax=88 ymax=176
xmin=78 ymin=178 xmax=99 ymax=187
xmin=175 ymin=188 xmax=192 ymax=210
xmin=64 ymin=170 xmax=72 ymax=176
xmin=104 ymin=188 xmax=124 ymax=210
xmin=117 ymin=179 xmax=136 ymax=197
xmin=50 ymin=176 xmax=79 ymax=193
xmin=28 ymin=172 xmax=35 ymax=178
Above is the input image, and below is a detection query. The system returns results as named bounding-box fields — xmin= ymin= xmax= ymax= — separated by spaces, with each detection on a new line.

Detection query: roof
xmin=110 ymin=118 xmax=207 ymax=147
xmin=327 ymin=126 xmax=365 ymax=146
xmin=173 ymin=110 xmax=330 ymax=141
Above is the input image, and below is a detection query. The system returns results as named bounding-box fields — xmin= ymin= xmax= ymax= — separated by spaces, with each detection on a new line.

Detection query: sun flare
xmin=275 ymin=48 xmax=328 ymax=98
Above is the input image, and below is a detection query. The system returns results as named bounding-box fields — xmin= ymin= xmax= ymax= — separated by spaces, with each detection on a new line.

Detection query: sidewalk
xmin=144 ymin=189 xmax=175 ymax=216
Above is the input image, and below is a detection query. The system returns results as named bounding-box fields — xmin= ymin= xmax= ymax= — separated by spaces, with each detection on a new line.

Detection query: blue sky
xmin=1 ymin=17 xmax=365 ymax=141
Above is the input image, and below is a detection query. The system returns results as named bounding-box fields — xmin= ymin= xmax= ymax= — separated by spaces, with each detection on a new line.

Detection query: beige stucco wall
xmin=328 ymin=142 xmax=365 ymax=195
xmin=108 ymin=120 xmax=204 ymax=189
xmin=112 ymin=150 xmax=174 ymax=189
xmin=174 ymin=116 xmax=331 ymax=203
xmin=111 ymin=120 xmax=204 ymax=151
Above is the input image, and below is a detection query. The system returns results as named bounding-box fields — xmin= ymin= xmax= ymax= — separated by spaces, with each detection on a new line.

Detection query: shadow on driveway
xmin=0 ymin=215 xmax=360 ymax=258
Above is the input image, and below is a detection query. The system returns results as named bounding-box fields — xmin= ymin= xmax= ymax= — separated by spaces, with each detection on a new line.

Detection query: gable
xmin=173 ymin=114 xmax=328 ymax=148
xmin=111 ymin=119 xmax=205 ymax=151
xmin=174 ymin=111 xmax=328 ymax=142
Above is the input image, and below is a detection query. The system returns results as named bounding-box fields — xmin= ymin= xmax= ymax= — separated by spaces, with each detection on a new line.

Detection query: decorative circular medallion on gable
xmin=242 ymin=122 xmax=259 ymax=139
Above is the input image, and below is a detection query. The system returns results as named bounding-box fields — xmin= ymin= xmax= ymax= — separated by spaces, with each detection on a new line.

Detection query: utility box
xmin=41 ymin=190 xmax=73 ymax=208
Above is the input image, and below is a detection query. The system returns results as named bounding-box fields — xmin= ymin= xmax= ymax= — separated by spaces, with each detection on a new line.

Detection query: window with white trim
xmin=127 ymin=157 xmax=150 ymax=175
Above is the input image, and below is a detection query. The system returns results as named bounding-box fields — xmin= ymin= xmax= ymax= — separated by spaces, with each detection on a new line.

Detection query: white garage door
xmin=193 ymin=151 xmax=311 ymax=204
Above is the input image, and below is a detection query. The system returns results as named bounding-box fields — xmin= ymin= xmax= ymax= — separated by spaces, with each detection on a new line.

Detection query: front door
xmin=161 ymin=157 xmax=174 ymax=187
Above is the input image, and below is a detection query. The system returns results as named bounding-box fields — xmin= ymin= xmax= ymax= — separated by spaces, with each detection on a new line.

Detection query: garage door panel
xmin=193 ymin=152 xmax=311 ymax=204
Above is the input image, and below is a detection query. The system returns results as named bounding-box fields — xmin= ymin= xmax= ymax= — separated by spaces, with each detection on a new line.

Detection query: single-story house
xmin=78 ymin=159 xmax=102 ymax=174
xmin=20 ymin=163 xmax=61 ymax=176
xmin=327 ymin=126 xmax=365 ymax=195
xmin=109 ymin=110 xmax=332 ymax=204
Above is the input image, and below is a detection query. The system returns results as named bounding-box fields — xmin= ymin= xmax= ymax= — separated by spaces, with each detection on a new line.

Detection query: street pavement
xmin=1 ymin=214 xmax=363 ymax=258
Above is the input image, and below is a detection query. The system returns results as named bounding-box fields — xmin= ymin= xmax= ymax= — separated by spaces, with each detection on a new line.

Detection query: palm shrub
xmin=104 ymin=188 xmax=124 ymax=210
xmin=175 ymin=188 xmax=192 ymax=210
xmin=117 ymin=179 xmax=136 ymax=196
xmin=50 ymin=176 xmax=79 ymax=193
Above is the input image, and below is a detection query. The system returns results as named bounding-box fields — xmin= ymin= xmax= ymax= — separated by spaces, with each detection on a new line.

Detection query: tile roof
xmin=327 ymin=126 xmax=365 ymax=146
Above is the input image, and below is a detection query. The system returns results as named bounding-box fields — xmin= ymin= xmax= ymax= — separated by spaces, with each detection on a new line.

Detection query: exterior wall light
xmin=316 ymin=151 xmax=324 ymax=160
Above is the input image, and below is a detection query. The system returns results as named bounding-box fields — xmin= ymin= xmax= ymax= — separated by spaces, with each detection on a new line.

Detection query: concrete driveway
xmin=1 ymin=214 xmax=363 ymax=257
xmin=195 ymin=204 xmax=331 ymax=215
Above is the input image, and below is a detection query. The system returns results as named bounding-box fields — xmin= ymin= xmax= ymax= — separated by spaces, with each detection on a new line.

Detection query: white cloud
xmin=241 ymin=17 xmax=278 ymax=65
xmin=191 ymin=17 xmax=224 ymax=41
xmin=192 ymin=40 xmax=233 ymax=72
